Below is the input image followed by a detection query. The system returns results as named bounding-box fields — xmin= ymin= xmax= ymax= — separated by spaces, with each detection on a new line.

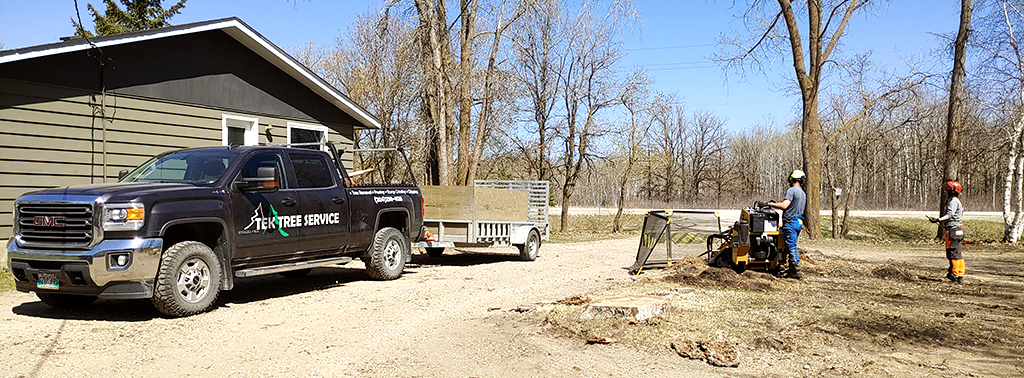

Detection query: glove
xmin=927 ymin=216 xmax=938 ymax=223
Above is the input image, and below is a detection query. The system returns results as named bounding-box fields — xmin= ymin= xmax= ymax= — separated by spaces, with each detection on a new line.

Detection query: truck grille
xmin=17 ymin=203 xmax=95 ymax=247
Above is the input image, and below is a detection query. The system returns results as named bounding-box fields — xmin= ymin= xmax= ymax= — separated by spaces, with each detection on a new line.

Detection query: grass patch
xmin=0 ymin=270 xmax=13 ymax=292
xmin=820 ymin=216 xmax=1005 ymax=243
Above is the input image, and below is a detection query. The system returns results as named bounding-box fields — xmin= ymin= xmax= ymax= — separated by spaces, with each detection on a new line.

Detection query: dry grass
xmin=548 ymin=213 xmax=645 ymax=243
xmin=541 ymin=243 xmax=1024 ymax=373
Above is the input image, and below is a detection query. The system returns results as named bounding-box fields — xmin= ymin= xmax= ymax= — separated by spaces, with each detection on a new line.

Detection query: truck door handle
xmin=332 ymin=196 xmax=345 ymax=204
xmin=281 ymin=197 xmax=297 ymax=207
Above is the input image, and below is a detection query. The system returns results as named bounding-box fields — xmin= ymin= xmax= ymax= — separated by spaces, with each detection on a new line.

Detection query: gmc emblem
xmin=33 ymin=216 xmax=66 ymax=227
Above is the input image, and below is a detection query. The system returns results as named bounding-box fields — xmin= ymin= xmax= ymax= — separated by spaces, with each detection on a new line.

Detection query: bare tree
xmin=511 ymin=0 xmax=561 ymax=182
xmin=937 ymin=0 xmax=974 ymax=238
xmin=977 ymin=0 xmax=1024 ymax=242
xmin=612 ymin=69 xmax=653 ymax=232
xmin=554 ymin=0 xmax=635 ymax=232
xmin=687 ymin=109 xmax=729 ymax=199
xmin=717 ymin=0 xmax=873 ymax=238
xmin=457 ymin=0 xmax=531 ymax=185
xmin=386 ymin=0 xmax=457 ymax=185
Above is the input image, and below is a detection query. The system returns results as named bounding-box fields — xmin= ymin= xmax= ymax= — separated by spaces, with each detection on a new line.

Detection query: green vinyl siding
xmin=0 ymin=78 xmax=355 ymax=239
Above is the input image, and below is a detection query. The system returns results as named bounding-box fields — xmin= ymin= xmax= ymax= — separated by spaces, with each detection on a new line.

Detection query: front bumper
xmin=7 ymin=238 xmax=163 ymax=299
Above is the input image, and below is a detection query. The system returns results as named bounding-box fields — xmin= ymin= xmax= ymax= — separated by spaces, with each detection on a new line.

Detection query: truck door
xmin=230 ymin=152 xmax=299 ymax=262
xmin=289 ymin=151 xmax=350 ymax=253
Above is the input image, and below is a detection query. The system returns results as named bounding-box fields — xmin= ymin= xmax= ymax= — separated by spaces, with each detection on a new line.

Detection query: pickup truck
xmin=7 ymin=144 xmax=424 ymax=316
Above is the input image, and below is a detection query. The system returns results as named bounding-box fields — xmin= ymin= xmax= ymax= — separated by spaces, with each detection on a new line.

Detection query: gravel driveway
xmin=0 ymin=238 xmax=733 ymax=377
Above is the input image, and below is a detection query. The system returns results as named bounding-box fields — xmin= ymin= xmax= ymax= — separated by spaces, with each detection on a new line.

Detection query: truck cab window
xmin=238 ymin=153 xmax=288 ymax=189
xmin=290 ymin=153 xmax=334 ymax=188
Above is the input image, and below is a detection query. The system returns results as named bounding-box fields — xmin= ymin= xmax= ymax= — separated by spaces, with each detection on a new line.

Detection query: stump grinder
xmin=704 ymin=201 xmax=784 ymax=274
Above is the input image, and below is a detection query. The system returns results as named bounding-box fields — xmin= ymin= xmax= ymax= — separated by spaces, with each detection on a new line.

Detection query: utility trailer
xmin=412 ymin=180 xmax=549 ymax=261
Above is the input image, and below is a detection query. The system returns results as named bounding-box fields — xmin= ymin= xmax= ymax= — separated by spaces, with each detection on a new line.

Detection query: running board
xmin=234 ymin=256 xmax=353 ymax=278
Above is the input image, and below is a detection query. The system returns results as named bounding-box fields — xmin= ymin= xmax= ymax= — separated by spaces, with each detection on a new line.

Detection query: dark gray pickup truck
xmin=7 ymin=145 xmax=424 ymax=316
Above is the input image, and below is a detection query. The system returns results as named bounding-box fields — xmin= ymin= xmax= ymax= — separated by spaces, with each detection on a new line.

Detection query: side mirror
xmin=118 ymin=169 xmax=130 ymax=181
xmin=236 ymin=166 xmax=280 ymax=193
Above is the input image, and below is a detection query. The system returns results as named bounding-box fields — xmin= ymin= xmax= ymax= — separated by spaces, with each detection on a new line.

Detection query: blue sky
xmin=0 ymin=0 xmax=961 ymax=132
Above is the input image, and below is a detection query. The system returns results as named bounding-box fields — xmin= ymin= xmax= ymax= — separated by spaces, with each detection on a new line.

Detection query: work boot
xmin=946 ymin=272 xmax=957 ymax=282
xmin=786 ymin=263 xmax=802 ymax=280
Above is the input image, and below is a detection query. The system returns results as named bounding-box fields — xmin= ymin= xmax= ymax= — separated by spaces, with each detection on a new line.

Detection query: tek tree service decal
xmin=241 ymin=203 xmax=340 ymax=237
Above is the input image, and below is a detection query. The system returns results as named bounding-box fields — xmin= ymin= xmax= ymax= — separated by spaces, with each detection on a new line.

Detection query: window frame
xmin=222 ymin=114 xmax=259 ymax=146
xmin=286 ymin=122 xmax=329 ymax=151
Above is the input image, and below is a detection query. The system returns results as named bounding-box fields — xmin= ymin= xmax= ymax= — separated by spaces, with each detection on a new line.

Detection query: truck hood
xmin=18 ymin=182 xmax=220 ymax=204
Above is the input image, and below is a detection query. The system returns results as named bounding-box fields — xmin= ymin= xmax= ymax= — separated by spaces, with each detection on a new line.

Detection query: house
xmin=0 ymin=17 xmax=379 ymax=239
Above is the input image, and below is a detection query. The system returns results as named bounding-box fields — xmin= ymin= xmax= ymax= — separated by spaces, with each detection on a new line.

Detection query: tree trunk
xmin=613 ymin=153 xmax=636 ymax=233
xmin=840 ymin=149 xmax=857 ymax=239
xmin=455 ymin=0 xmax=477 ymax=186
xmin=938 ymin=0 xmax=972 ymax=238
xmin=803 ymin=98 xmax=823 ymax=238
xmin=468 ymin=0 xmax=524 ymax=185
xmin=414 ymin=0 xmax=454 ymax=186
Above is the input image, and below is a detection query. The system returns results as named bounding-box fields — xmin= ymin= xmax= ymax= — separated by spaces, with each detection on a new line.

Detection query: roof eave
xmin=0 ymin=17 xmax=380 ymax=130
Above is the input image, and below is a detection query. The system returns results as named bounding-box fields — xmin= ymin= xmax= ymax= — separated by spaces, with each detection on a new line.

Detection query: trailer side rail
xmin=474 ymin=180 xmax=550 ymax=240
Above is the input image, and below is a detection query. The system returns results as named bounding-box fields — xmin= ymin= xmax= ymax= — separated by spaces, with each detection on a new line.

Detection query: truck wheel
xmin=151 ymin=241 xmax=222 ymax=317
xmin=36 ymin=293 xmax=97 ymax=308
xmin=425 ymin=247 xmax=445 ymax=257
xmin=517 ymin=229 xmax=541 ymax=261
xmin=279 ymin=268 xmax=312 ymax=278
xmin=367 ymin=227 xmax=408 ymax=280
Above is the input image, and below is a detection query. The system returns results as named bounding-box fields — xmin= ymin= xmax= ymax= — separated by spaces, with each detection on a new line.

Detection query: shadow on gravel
xmin=12 ymin=298 xmax=161 ymax=321
xmin=220 ymin=266 xmax=388 ymax=305
xmin=410 ymin=250 xmax=527 ymax=267
xmin=11 ymin=265 xmax=403 ymax=320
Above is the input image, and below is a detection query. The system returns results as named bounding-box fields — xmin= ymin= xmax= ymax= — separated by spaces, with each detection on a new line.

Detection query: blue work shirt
xmin=783 ymin=185 xmax=806 ymax=222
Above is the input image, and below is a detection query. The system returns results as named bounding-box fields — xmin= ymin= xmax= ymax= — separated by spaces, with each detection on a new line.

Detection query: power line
xmin=623 ymin=43 xmax=717 ymax=52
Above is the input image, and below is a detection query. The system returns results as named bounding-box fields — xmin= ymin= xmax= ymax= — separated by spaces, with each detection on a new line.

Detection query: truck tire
xmin=517 ymin=229 xmax=541 ymax=261
xmin=366 ymin=227 xmax=408 ymax=280
xmin=425 ymin=247 xmax=445 ymax=257
xmin=279 ymin=268 xmax=312 ymax=278
xmin=36 ymin=293 xmax=97 ymax=308
xmin=151 ymin=241 xmax=222 ymax=317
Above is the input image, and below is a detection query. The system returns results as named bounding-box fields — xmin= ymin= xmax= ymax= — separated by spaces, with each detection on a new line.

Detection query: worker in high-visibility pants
xmin=929 ymin=180 xmax=965 ymax=283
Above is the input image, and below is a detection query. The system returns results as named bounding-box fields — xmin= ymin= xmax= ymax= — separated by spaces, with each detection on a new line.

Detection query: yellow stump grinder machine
xmin=704 ymin=201 xmax=783 ymax=274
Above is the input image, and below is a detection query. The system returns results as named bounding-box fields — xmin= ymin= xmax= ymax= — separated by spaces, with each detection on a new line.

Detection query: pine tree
xmin=72 ymin=0 xmax=187 ymax=38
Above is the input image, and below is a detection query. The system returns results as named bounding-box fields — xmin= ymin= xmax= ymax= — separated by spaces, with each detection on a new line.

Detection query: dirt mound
xmin=667 ymin=257 xmax=709 ymax=276
xmin=556 ymin=295 xmax=591 ymax=305
xmin=671 ymin=340 xmax=740 ymax=367
xmin=664 ymin=266 xmax=779 ymax=292
xmin=871 ymin=264 xmax=918 ymax=282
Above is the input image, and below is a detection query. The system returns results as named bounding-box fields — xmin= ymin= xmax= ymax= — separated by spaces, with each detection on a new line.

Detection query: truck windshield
xmin=121 ymin=150 xmax=240 ymax=186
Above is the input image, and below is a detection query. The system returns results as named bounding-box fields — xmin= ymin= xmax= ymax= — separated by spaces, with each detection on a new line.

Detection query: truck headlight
xmin=103 ymin=203 xmax=145 ymax=231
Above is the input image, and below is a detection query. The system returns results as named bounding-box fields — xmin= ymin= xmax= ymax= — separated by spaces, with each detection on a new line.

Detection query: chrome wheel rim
xmin=383 ymin=238 xmax=402 ymax=270
xmin=176 ymin=257 xmax=211 ymax=303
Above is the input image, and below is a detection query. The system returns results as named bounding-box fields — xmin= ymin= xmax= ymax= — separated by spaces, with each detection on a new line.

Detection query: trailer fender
xmin=511 ymin=225 xmax=538 ymax=245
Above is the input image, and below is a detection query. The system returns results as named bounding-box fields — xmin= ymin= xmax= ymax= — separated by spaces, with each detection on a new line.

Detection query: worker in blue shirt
xmin=769 ymin=170 xmax=806 ymax=279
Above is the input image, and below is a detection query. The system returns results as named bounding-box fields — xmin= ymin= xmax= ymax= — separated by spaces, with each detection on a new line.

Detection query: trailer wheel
xmin=517 ymin=229 xmax=541 ymax=261
xmin=367 ymin=227 xmax=408 ymax=280
xmin=36 ymin=293 xmax=97 ymax=308
xmin=279 ymin=268 xmax=312 ymax=278
xmin=425 ymin=247 xmax=445 ymax=257
xmin=151 ymin=241 xmax=222 ymax=317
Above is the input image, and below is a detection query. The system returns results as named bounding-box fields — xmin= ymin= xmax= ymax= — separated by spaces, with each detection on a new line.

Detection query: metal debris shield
xmin=628 ymin=210 xmax=722 ymax=274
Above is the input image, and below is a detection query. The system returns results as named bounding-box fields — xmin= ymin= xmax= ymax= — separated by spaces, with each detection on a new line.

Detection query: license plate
xmin=36 ymin=273 xmax=59 ymax=290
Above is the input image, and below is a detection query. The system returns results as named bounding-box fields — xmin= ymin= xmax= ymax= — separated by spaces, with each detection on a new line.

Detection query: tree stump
xmin=581 ymin=295 xmax=670 ymax=323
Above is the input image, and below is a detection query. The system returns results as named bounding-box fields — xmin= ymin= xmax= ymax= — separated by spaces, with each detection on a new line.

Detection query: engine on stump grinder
xmin=705 ymin=202 xmax=782 ymax=273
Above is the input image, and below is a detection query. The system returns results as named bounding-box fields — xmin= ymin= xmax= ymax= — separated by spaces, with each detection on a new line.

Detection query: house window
xmin=223 ymin=115 xmax=259 ymax=146
xmin=287 ymin=122 xmax=329 ymax=150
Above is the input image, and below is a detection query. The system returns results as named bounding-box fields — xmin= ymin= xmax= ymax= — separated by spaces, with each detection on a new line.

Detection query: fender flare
xmin=511 ymin=225 xmax=539 ymax=245
xmin=159 ymin=217 xmax=234 ymax=291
